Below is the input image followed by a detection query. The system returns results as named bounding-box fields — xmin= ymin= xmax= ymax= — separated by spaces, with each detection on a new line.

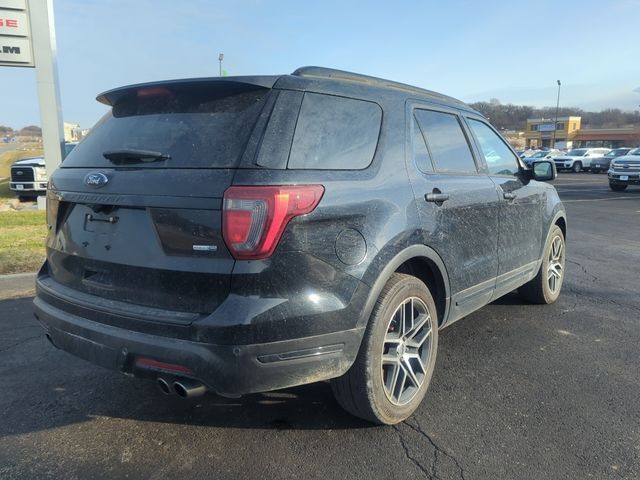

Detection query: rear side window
xmin=414 ymin=109 xmax=477 ymax=174
xmin=62 ymin=85 xmax=269 ymax=169
xmin=288 ymin=93 xmax=381 ymax=170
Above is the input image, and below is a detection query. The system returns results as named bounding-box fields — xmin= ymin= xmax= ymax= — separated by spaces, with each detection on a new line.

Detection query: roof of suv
xmin=97 ymin=66 xmax=478 ymax=114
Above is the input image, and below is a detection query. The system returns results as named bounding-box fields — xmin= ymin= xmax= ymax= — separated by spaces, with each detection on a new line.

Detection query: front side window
xmin=288 ymin=93 xmax=381 ymax=169
xmin=412 ymin=113 xmax=433 ymax=173
xmin=467 ymin=119 xmax=519 ymax=176
xmin=414 ymin=109 xmax=477 ymax=174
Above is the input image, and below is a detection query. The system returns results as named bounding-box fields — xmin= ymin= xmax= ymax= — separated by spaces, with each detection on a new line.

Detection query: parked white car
xmin=553 ymin=148 xmax=611 ymax=173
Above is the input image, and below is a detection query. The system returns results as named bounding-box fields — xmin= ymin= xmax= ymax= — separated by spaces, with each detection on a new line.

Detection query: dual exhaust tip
xmin=157 ymin=377 xmax=207 ymax=399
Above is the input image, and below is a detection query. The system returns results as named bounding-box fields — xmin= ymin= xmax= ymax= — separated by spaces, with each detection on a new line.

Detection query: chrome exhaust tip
xmin=173 ymin=379 xmax=207 ymax=398
xmin=157 ymin=377 xmax=172 ymax=395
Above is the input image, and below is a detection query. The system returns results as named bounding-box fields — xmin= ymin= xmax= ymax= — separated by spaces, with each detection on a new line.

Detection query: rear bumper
xmin=33 ymin=278 xmax=365 ymax=396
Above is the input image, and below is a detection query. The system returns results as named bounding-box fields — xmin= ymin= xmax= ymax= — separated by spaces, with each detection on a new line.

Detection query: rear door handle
xmin=424 ymin=193 xmax=450 ymax=203
xmin=503 ymin=192 xmax=517 ymax=201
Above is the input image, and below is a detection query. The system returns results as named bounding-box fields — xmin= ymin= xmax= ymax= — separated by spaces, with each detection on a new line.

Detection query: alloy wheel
xmin=547 ymin=235 xmax=564 ymax=294
xmin=381 ymin=297 xmax=434 ymax=406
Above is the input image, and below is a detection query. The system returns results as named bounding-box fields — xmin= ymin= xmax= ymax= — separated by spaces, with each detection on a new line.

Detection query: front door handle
xmin=425 ymin=192 xmax=450 ymax=203
xmin=503 ymin=192 xmax=517 ymax=201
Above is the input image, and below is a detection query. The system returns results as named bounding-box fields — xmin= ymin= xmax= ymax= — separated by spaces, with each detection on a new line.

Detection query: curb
xmin=0 ymin=272 xmax=37 ymax=300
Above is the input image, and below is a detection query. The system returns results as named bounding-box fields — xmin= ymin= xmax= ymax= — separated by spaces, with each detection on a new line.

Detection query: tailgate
xmin=45 ymin=168 xmax=234 ymax=315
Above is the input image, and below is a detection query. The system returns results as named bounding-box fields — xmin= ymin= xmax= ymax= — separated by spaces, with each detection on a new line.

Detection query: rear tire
xmin=331 ymin=273 xmax=438 ymax=425
xmin=572 ymin=161 xmax=582 ymax=173
xmin=519 ymin=225 xmax=565 ymax=304
xmin=609 ymin=183 xmax=627 ymax=192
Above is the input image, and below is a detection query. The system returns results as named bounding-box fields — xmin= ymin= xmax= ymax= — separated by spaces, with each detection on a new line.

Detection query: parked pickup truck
xmin=608 ymin=148 xmax=640 ymax=191
xmin=9 ymin=143 xmax=78 ymax=201
xmin=10 ymin=156 xmax=48 ymax=200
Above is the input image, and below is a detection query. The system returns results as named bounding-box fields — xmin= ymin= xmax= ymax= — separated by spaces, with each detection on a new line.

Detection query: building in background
xmin=571 ymin=127 xmax=640 ymax=148
xmin=63 ymin=122 xmax=81 ymax=142
xmin=525 ymin=116 xmax=640 ymax=149
xmin=525 ymin=116 xmax=581 ymax=149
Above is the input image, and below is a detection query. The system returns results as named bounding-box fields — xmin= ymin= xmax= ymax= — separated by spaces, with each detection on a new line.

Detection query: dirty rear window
xmin=288 ymin=93 xmax=382 ymax=170
xmin=62 ymin=85 xmax=269 ymax=169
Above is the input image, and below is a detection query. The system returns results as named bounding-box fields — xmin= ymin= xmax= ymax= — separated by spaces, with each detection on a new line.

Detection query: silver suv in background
xmin=554 ymin=148 xmax=611 ymax=173
xmin=608 ymin=148 xmax=640 ymax=191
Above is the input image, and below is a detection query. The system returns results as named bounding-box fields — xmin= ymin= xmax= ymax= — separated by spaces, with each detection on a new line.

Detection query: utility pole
xmin=218 ymin=53 xmax=224 ymax=76
xmin=0 ymin=0 xmax=65 ymax=210
xmin=552 ymin=80 xmax=561 ymax=148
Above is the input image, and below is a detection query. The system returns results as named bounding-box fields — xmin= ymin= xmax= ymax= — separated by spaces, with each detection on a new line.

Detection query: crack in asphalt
xmin=565 ymin=286 xmax=640 ymax=315
xmin=408 ymin=418 xmax=466 ymax=480
xmin=566 ymin=259 xmax=598 ymax=282
xmin=393 ymin=418 xmax=465 ymax=480
xmin=0 ymin=335 xmax=42 ymax=354
xmin=393 ymin=424 xmax=434 ymax=479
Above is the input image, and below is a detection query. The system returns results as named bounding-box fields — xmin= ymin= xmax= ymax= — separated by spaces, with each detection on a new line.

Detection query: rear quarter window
xmin=287 ymin=93 xmax=382 ymax=170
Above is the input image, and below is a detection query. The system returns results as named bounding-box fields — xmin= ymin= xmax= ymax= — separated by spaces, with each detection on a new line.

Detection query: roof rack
xmin=292 ymin=66 xmax=465 ymax=105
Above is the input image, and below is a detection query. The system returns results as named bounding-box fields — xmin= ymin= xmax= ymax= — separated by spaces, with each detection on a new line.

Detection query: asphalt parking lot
xmin=1 ymin=173 xmax=639 ymax=480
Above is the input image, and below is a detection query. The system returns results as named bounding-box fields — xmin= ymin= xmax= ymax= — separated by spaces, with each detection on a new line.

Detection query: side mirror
xmin=532 ymin=160 xmax=556 ymax=181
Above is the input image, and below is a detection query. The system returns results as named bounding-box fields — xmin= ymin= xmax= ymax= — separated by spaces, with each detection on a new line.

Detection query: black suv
xmin=34 ymin=67 xmax=567 ymax=424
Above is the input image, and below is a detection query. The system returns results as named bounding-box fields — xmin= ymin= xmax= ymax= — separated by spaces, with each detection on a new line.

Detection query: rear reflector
xmin=222 ymin=185 xmax=324 ymax=260
xmin=135 ymin=357 xmax=193 ymax=375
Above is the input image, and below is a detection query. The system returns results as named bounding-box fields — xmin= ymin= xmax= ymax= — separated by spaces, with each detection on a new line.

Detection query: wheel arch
xmin=359 ymin=245 xmax=451 ymax=330
xmin=555 ymin=214 xmax=567 ymax=241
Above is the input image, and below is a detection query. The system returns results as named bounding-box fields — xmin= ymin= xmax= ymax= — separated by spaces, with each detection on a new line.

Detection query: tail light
xmin=222 ymin=185 xmax=324 ymax=260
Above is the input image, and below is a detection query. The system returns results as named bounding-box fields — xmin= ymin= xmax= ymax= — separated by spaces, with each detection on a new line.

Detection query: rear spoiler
xmin=96 ymin=76 xmax=280 ymax=106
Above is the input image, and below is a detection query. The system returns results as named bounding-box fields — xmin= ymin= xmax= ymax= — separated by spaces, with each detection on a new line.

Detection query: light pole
xmin=218 ymin=53 xmax=224 ymax=76
xmin=552 ymin=79 xmax=561 ymax=148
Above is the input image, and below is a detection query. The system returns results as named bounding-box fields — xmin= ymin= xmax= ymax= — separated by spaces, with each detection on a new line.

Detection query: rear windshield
xmin=63 ymin=85 xmax=269 ymax=169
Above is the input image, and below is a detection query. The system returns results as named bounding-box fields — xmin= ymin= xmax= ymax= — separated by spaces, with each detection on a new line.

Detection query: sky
xmin=2 ymin=0 xmax=640 ymax=129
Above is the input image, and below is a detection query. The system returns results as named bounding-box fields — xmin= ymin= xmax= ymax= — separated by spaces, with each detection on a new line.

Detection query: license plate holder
xmin=15 ymin=184 xmax=24 ymax=190
xmin=620 ymin=175 xmax=629 ymax=181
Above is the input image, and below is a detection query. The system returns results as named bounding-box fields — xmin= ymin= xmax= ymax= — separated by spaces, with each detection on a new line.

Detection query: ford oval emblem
xmin=84 ymin=172 xmax=109 ymax=188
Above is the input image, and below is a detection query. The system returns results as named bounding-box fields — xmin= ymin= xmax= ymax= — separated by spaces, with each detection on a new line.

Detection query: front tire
xmin=331 ymin=273 xmax=438 ymax=424
xmin=609 ymin=183 xmax=627 ymax=192
xmin=519 ymin=225 xmax=565 ymax=304
xmin=572 ymin=161 xmax=583 ymax=173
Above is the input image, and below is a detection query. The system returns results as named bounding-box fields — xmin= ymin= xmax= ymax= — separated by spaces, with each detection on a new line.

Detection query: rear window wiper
xmin=103 ymin=149 xmax=171 ymax=164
